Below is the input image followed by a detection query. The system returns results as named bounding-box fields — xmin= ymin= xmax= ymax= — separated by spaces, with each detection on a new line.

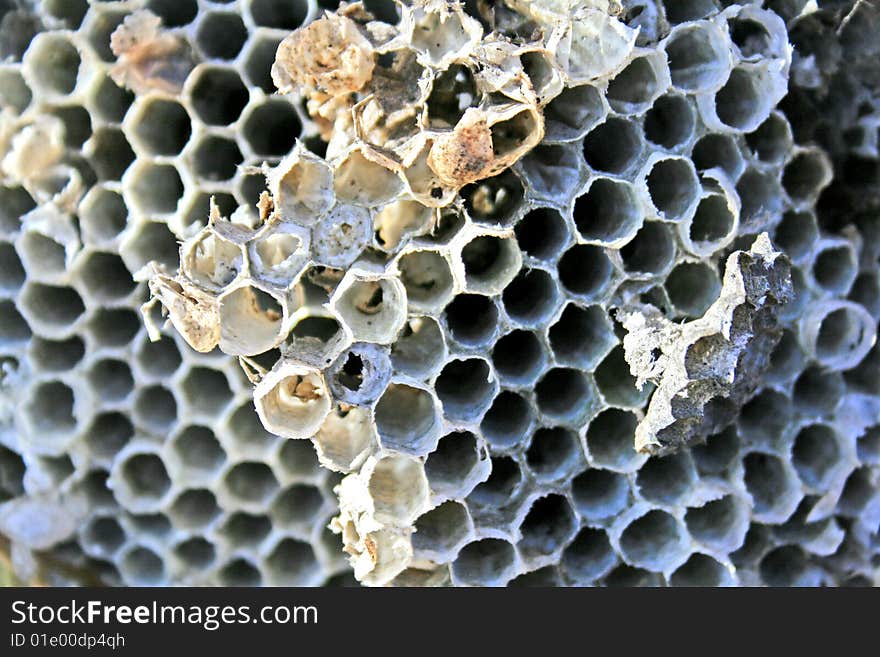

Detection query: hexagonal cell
xmin=128 ymin=163 xmax=184 ymax=215
xmin=792 ymin=424 xmax=841 ymax=491
xmin=168 ymin=488 xmax=220 ymax=530
xmin=425 ymin=431 xmax=489 ymax=500
xmin=121 ymin=219 xmax=179 ymax=272
xmin=28 ymin=335 xmax=84 ymax=373
xmin=146 ymin=0 xmax=198 ymax=26
xmin=562 ymin=527 xmax=617 ymax=583
xmin=332 ymin=274 xmax=407 ymax=344
xmin=743 ymin=452 xmax=801 ymax=522
xmin=327 ymin=343 xmax=392 ymax=406
xmin=691 ymin=133 xmax=744 ymax=178
xmin=0 ymin=300 xmax=31 ymax=345
xmin=374 ymin=383 xmax=440 ymax=456
xmin=460 ymin=234 xmax=521 ymax=295
xmin=595 ymin=344 xmax=652 ymax=408
xmin=254 ymin=361 xmax=330 ymax=440
xmin=517 ymin=494 xmax=577 ymax=561
xmin=462 ymin=170 xmax=525 ymax=227
xmin=218 ymin=558 xmax=262 ymax=586
xmin=174 ymin=537 xmax=215 ymax=571
xmin=397 ymin=250 xmax=455 ymax=312
xmin=644 ymin=157 xmax=700 ymax=221
xmin=196 ymin=11 xmax=247 ymax=60
xmin=783 ymin=150 xmax=832 ymax=203
xmin=271 ymin=484 xmax=324 ymax=530
xmin=491 ymin=329 xmax=547 ymax=386
xmin=793 ymin=366 xmax=845 ymax=417
xmin=81 ymin=515 xmax=125 ymax=558
xmin=606 ymin=52 xmax=668 ymax=115
xmin=218 ymin=512 xmax=272 ymax=550
xmin=557 ymin=244 xmax=614 ymax=300
xmin=0 ymin=185 xmax=35 ymax=233
xmin=468 ymin=456 xmax=523 ymax=508
xmin=113 ymin=451 xmax=171 ymax=510
xmin=636 ymin=452 xmax=697 ymax=506
xmin=89 ymin=128 xmax=136 ymax=181
xmin=664 ymin=23 xmax=731 ymax=92
xmin=436 ymin=359 xmax=496 ymax=424
xmin=746 ymin=112 xmax=793 ymax=163
xmin=572 ymin=468 xmax=630 ymax=521
xmin=134 ymin=335 xmax=182 ymax=382
xmin=192 ymin=135 xmax=243 ymax=182
xmin=133 ymin=385 xmax=178 ymax=433
xmin=685 ymin=494 xmax=749 ymax=553
xmin=535 ymin=367 xmax=593 ymax=423
xmin=221 ymin=461 xmax=279 ymax=507
xmin=582 ymin=117 xmax=643 ymax=174
xmin=249 ymin=0 xmax=308 ymax=29
xmin=49 ymin=105 xmax=92 ymax=149
xmin=335 ymin=150 xmax=404 ymax=206
xmin=765 ymin=329 xmax=806 ymax=385
xmin=502 ymin=268 xmax=561 ymax=327
xmin=265 ymin=538 xmax=319 ymax=586
xmin=452 ymin=538 xmax=517 ymax=586
xmin=171 ymin=425 xmax=226 ymax=476
xmin=738 ymin=389 xmax=792 ymax=451
xmin=0 ymin=69 xmax=32 ymax=113
xmin=120 ymin=546 xmax=165 ymax=585
xmin=367 ymin=455 xmax=430 ymax=525
xmin=76 ymin=251 xmax=136 ymax=301
xmin=736 ymin=168 xmax=783 ymax=228
xmin=515 ymin=207 xmax=569 ymax=261
xmin=669 ymin=553 xmax=732 ymax=586
xmin=79 ymin=187 xmax=128 ymax=243
xmin=23 ymin=33 xmax=81 ymax=98
xmin=87 ymin=308 xmax=140 ymax=348
xmin=217 ymin=283 xmax=288 ymax=357
xmin=812 ymin=243 xmax=857 ymax=295
xmin=130 ymin=99 xmax=191 ymax=156
xmin=189 ymin=67 xmax=249 ymax=126
xmin=664 ymin=261 xmax=721 ymax=317
xmin=526 ymin=427 xmax=584 ymax=483
xmin=618 ymin=509 xmax=689 ymax=572
xmin=759 ymin=545 xmax=820 ymax=587
xmin=276 ymin=438 xmax=322 ymax=482
xmin=586 ymin=409 xmax=644 ymax=472
xmin=687 ymin=192 xmax=737 ymax=253
xmin=621 ymin=221 xmax=676 ymax=276
xmin=90 ymin=74 xmax=134 ymax=123
xmin=576 ymin=177 xmax=642 ymax=246
xmin=543 ymin=83 xmax=606 ymax=142
xmin=23 ymin=380 xmax=76 ymax=437
xmin=243 ymin=34 xmax=283 ymax=94
xmin=480 ymin=391 xmax=533 ymax=449
xmin=87 ymin=359 xmax=134 ymax=402
xmin=0 ymin=241 xmax=24 ymax=291
xmin=243 ymin=100 xmax=301 ymax=157
xmin=180 ymin=366 xmax=233 ymax=417
xmin=712 ymin=67 xmax=779 ymax=132
xmin=413 ymin=501 xmax=473 ymax=561
xmin=644 ymin=93 xmax=696 ymax=149
xmin=444 ymin=294 xmax=499 ymax=347
xmin=390 ymin=316 xmax=446 ymax=379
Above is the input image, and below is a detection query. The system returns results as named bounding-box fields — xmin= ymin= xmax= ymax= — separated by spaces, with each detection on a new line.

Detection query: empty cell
xmin=502 ymin=268 xmax=559 ymax=326
xmin=619 ymin=509 xmax=688 ymax=571
xmin=515 ymin=208 xmax=569 ymax=261
xmin=765 ymin=329 xmax=805 ymax=384
xmin=89 ymin=128 xmax=135 ymax=181
xmin=849 ymin=273 xmax=880 ymax=319
xmin=250 ymin=0 xmax=308 ymax=28
xmin=265 ymin=539 xmax=318 ymax=585
xmin=793 ymin=366 xmax=844 ymax=417
xmin=728 ymin=15 xmax=775 ymax=59
xmin=24 ymin=380 xmax=75 ymax=435
xmin=169 ymin=489 xmax=220 ymax=529
xmin=0 ymin=301 xmax=30 ymax=344
xmin=0 ymin=69 xmax=31 ymax=113
xmin=783 ymin=151 xmax=830 ymax=203
xmin=228 ymin=403 xmax=276 ymax=452
xmin=562 ymin=527 xmax=617 ymax=582
xmin=219 ymin=512 xmax=272 ymax=548
xmin=606 ymin=55 xmax=665 ymax=114
xmin=665 ymin=261 xmax=720 ymax=317
xmin=133 ymin=385 xmax=177 ymax=432
xmin=645 ymin=158 xmax=699 ymax=220
xmin=845 ymin=342 xmax=880 ymax=396
xmin=80 ymin=188 xmax=128 ymax=242
xmin=413 ymin=501 xmax=472 ymax=558
xmin=759 ymin=545 xmax=813 ymax=587
xmin=636 ymin=452 xmax=696 ymax=505
xmin=82 ymin=516 xmax=125 ymax=556
xmin=367 ymin=455 xmax=429 ymax=525
xmin=572 ymin=468 xmax=629 ymax=521
xmin=557 ymin=245 xmax=614 ymax=299
xmin=88 ymin=359 xmax=134 ymax=402
xmin=586 ymin=409 xmax=642 ymax=471
xmin=276 ymin=438 xmax=322 ymax=481
xmin=689 ymin=194 xmax=735 ymax=247
xmin=714 ymin=68 xmax=771 ymax=131
xmin=147 ymin=0 xmax=197 ymax=26
xmin=444 ymin=294 xmax=498 ymax=346
xmin=50 ymin=105 xmax=91 ymax=149
xmin=85 ymin=9 xmax=127 ymax=61
xmin=491 ymin=330 xmax=546 ymax=385
xmin=549 ymin=304 xmax=615 ymax=369
xmin=88 ymin=308 xmax=140 ymax=347
xmin=452 ymin=538 xmax=517 ymax=586
xmin=582 ymin=118 xmax=642 ymax=174
xmin=132 ymin=99 xmax=191 ymax=156
xmin=543 ymin=83 xmax=606 ymax=142
xmin=180 ymin=367 xmax=233 ymax=416
xmin=271 ymin=484 xmax=324 ymax=529
xmin=218 ymin=559 xmax=262 ymax=586
xmin=575 ymin=177 xmax=642 ymax=245
xmin=535 ymin=367 xmax=592 ymax=422
xmin=129 ymin=164 xmax=184 ymax=214
xmin=390 ymin=316 xmax=446 ymax=379
xmin=20 ymin=282 xmax=84 ymax=329
xmin=28 ymin=336 xmax=84 ymax=372
xmin=481 ymin=391 xmax=533 ymax=449
xmin=183 ymin=192 xmax=236 ymax=231
xmin=663 ymin=0 xmax=717 ymax=23
xmin=426 ymin=432 xmax=485 ymax=496
xmin=743 ymin=452 xmax=798 ymax=516
xmin=792 ymin=424 xmax=840 ymax=490
xmin=808 ymin=302 xmax=875 ymax=371
xmin=526 ymin=427 xmax=583 ymax=482
xmin=857 ymin=425 xmax=879 ymax=466
xmin=436 ymin=359 xmax=496 ymax=423
xmin=25 ymin=34 xmax=80 ymax=96
xmin=174 ymin=538 xmax=215 ymax=570
xmin=595 ymin=345 xmax=651 ymax=408
xmin=461 ymin=234 xmax=521 ymax=294
xmin=333 ymin=276 xmax=407 ymax=345
xmin=193 ymin=136 xmax=243 ymax=181
xmin=462 ymin=171 xmax=525 ymax=226
xmin=736 ymin=168 xmax=783 ymax=227
xmin=738 ymin=389 xmax=792 ymax=449
xmin=669 ymin=553 xmax=730 ymax=586
xmin=518 ymin=495 xmax=577 ymax=559
xmin=135 ymin=335 xmax=182 ymax=380
xmin=812 ymin=245 xmax=857 ymax=295
xmin=223 ymin=462 xmax=279 ymax=504
xmin=197 ymin=12 xmax=247 ymax=60
xmin=375 ymin=383 xmax=439 ymax=455
xmin=243 ymin=100 xmax=301 ymax=157
xmin=665 ymin=24 xmax=730 ymax=92
xmin=122 ymin=220 xmax=179 ymax=272
xmin=328 ymin=344 xmax=392 ymax=406
xmin=468 ymin=456 xmax=523 ymax=507
xmin=172 ymin=425 xmax=226 ymax=474
xmin=0 ymin=242 xmax=24 ymax=290
xmin=118 ymin=453 xmax=171 ymax=503
xmin=398 ymin=250 xmax=454 ymax=311
xmin=644 ymin=94 xmax=695 ymax=149
xmin=685 ymin=494 xmax=747 ymax=550
xmin=91 ymin=75 xmax=134 ymax=123
xmin=244 ymin=35 xmax=283 ymax=94
xmin=77 ymin=252 xmax=136 ymax=300
xmin=746 ymin=112 xmax=792 ymax=163
xmin=0 ymin=185 xmax=35 ymax=233
xmin=604 ymin=564 xmax=662 ymax=587
xmin=691 ymin=133 xmax=744 ymax=177
xmin=621 ymin=221 xmax=675 ymax=275
xmin=190 ymin=68 xmax=249 ymax=126
xmin=121 ymin=547 xmax=165 ymax=585
xmin=219 ymin=285 xmax=284 ymax=356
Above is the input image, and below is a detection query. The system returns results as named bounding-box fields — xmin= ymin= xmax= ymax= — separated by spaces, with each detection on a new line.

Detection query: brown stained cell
xmin=110 ymin=11 xmax=196 ymax=95
xmin=428 ymin=108 xmax=495 ymax=188
xmin=271 ymin=14 xmax=375 ymax=98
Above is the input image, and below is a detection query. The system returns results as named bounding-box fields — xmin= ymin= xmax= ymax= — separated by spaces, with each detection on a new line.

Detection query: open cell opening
xmin=739 ymin=389 xmax=791 ymax=450
xmin=250 ymin=0 xmax=308 ymax=29
xmin=572 ymin=468 xmax=629 ymax=520
xmin=535 ymin=367 xmax=592 ymax=421
xmin=685 ymin=494 xmax=744 ymax=550
xmin=468 ymin=456 xmax=522 ymax=507
xmin=665 ymin=25 xmax=729 ymax=91
xmin=265 ymin=539 xmax=317 ymax=585
xmin=743 ymin=452 xmax=796 ymax=514
xmin=271 ymin=484 xmax=324 ymax=528
xmin=669 ymin=553 xmax=728 ymax=586
xmin=461 ymin=234 xmax=520 ymax=293
xmin=606 ymin=56 xmax=663 ymax=114
xmin=575 ymin=177 xmax=641 ymax=244
xmin=595 ymin=344 xmax=651 ymax=408
xmin=244 ymin=36 xmax=284 ymax=94
xmin=0 ymin=302 xmax=29 ymax=345
xmin=691 ymin=133 xmax=743 ymax=177
xmin=0 ymin=242 xmax=24 ymax=290
xmin=492 ymin=330 xmax=545 ymax=385
xmin=172 ymin=425 xmax=225 ymax=474
xmin=77 ymin=252 xmax=136 ymax=300
xmin=90 ymin=128 xmax=135 ymax=181
xmin=194 ymin=136 xmax=243 ymax=182
xmin=398 ymin=250 xmax=454 ymax=311
xmin=759 ymin=546 xmax=810 ymax=587
xmin=375 ymin=384 xmax=438 ymax=456
xmin=20 ymin=283 xmax=85 ymax=328
xmin=452 ymin=539 xmax=516 ymax=585
xmin=444 ymin=294 xmax=498 ymax=346
xmin=218 ymin=559 xmax=261 ymax=586
xmin=368 ymin=455 xmax=428 ymax=524
xmin=737 ymin=168 xmax=782 ymax=227
xmin=813 ymin=245 xmax=856 ymax=294
xmin=636 ymin=452 xmax=696 ymax=505
xmin=792 ymin=424 xmax=840 ymax=490
xmin=582 ymin=118 xmax=642 ymax=174
xmin=746 ymin=113 xmax=791 ymax=163
xmin=663 ymin=0 xmax=717 ymax=23
xmin=0 ymin=186 xmax=35 ymax=233
xmin=190 ymin=68 xmax=249 ymax=126
xmin=81 ymin=188 xmax=128 ymax=242
xmin=181 ymin=367 xmax=233 ymax=416
xmin=133 ymin=100 xmax=190 ymax=156
xmin=219 ymin=285 xmax=283 ymax=356
xmin=390 ymin=316 xmax=445 ymax=379
xmin=646 ymin=158 xmax=699 ymax=220
xmin=88 ymin=308 xmax=139 ymax=347
xmin=197 ymin=12 xmax=247 ymax=60
xmin=543 ymin=83 xmax=605 ymax=142
xmin=27 ymin=35 xmax=80 ymax=96
xmin=425 ymin=432 xmax=483 ymax=496
xmin=88 ymin=359 xmax=134 ymax=402
xmin=92 ymin=76 xmax=133 ymax=123
xmin=813 ymin=304 xmax=874 ymax=370
xmin=562 ymin=527 xmax=617 ymax=583
xmin=549 ymin=304 xmax=615 ymax=369
xmin=413 ymin=501 xmax=472 ymax=557
xmin=25 ymin=380 xmax=75 ymax=434
xmin=82 ymin=516 xmax=125 ymax=556
xmin=621 ymin=221 xmax=675 ymax=274
xmin=690 ymin=194 xmax=735 ymax=246
xmin=619 ymin=509 xmax=687 ymax=571
xmin=502 ymin=268 xmax=559 ymax=326
xmin=436 ymin=359 xmax=495 ymax=423
xmin=50 ymin=105 xmax=91 ymax=149
xmin=729 ymin=17 xmax=773 ymax=59
xmin=146 ymin=0 xmax=197 ymax=26
xmin=793 ymin=366 xmax=844 ymax=417
xmin=480 ymin=391 xmax=532 ymax=449
xmin=526 ymin=427 xmax=582 ymax=482
xmin=133 ymin=385 xmax=177 ymax=432
xmin=121 ymin=547 xmax=164 ymax=585
xmin=220 ymin=512 xmax=272 ymax=548
xmin=715 ymin=68 xmax=766 ymax=131
xmin=644 ymin=94 xmax=695 ymax=149
xmin=665 ymin=261 xmax=720 ymax=317
xmin=119 ymin=453 xmax=171 ymax=502
xmin=130 ymin=164 xmax=184 ymax=214
xmin=783 ymin=151 xmax=829 ymax=202
xmin=462 ymin=171 xmax=525 ymax=227
xmin=515 ymin=207 xmax=568 ymax=261
xmin=174 ymin=538 xmax=215 ymax=570
xmin=557 ymin=245 xmax=613 ymax=299
xmin=28 ymin=336 xmax=84 ymax=372
xmin=243 ymin=100 xmax=301 ymax=157
xmin=223 ymin=462 xmax=279 ymax=504
xmin=518 ymin=495 xmax=576 ymax=558
xmin=169 ymin=489 xmax=220 ymax=529
xmin=586 ymin=409 xmax=641 ymax=471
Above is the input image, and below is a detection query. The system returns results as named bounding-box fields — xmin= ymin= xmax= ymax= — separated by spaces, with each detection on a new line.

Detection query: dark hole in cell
xmin=339 ymin=353 xmax=364 ymax=391
xmin=244 ymin=101 xmax=302 ymax=157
